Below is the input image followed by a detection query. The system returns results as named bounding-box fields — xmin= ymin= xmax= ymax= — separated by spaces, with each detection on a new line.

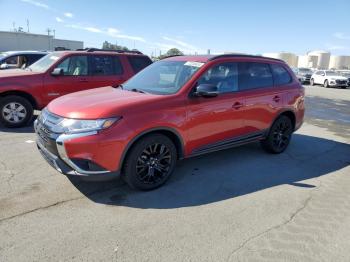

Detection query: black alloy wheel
xmin=261 ymin=115 xmax=293 ymax=154
xmin=123 ymin=134 xmax=177 ymax=190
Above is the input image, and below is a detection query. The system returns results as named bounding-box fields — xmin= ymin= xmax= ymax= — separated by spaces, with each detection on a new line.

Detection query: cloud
xmin=64 ymin=12 xmax=73 ymax=18
xmin=326 ymin=45 xmax=346 ymax=50
xmin=157 ymin=36 xmax=205 ymax=53
xmin=333 ymin=32 xmax=350 ymax=40
xmin=55 ymin=17 xmax=64 ymax=23
xmin=66 ymin=24 xmax=146 ymax=42
xmin=21 ymin=0 xmax=49 ymax=9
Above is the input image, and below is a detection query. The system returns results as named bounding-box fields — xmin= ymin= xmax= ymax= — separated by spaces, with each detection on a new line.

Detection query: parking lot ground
xmin=0 ymin=86 xmax=350 ymax=261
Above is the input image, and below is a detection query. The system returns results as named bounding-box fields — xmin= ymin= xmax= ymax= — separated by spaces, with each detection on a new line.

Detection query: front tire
xmin=261 ymin=115 xmax=293 ymax=154
xmin=123 ymin=134 xmax=177 ymax=190
xmin=324 ymin=80 xmax=329 ymax=88
xmin=0 ymin=96 xmax=33 ymax=128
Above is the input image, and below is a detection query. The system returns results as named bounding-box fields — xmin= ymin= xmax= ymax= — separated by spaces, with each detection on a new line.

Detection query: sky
xmin=0 ymin=0 xmax=350 ymax=56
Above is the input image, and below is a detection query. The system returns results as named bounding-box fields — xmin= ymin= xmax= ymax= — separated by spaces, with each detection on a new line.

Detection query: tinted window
xmin=198 ymin=63 xmax=239 ymax=93
xmin=128 ymin=56 xmax=152 ymax=73
xmin=26 ymin=54 xmax=46 ymax=65
xmin=90 ymin=55 xmax=123 ymax=76
xmin=56 ymin=55 xmax=88 ymax=76
xmin=239 ymin=62 xmax=273 ymax=90
xmin=271 ymin=64 xmax=292 ymax=85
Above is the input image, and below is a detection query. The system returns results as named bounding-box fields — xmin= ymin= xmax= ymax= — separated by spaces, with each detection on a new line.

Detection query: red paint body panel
xmin=45 ymin=55 xmax=305 ymax=173
xmin=0 ymin=51 xmax=151 ymax=109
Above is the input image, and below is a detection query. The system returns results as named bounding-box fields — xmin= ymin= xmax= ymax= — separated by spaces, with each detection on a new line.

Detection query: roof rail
xmin=208 ymin=54 xmax=284 ymax=62
xmin=76 ymin=48 xmax=143 ymax=55
xmin=160 ymin=54 xmax=184 ymax=60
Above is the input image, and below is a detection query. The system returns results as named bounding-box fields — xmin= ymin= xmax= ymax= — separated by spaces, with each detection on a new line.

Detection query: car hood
xmin=47 ymin=87 xmax=162 ymax=119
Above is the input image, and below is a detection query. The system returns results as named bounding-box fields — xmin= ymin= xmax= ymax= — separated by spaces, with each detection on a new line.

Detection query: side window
xmin=197 ymin=62 xmax=239 ymax=94
xmin=90 ymin=55 xmax=123 ymax=76
xmin=128 ymin=56 xmax=152 ymax=73
xmin=271 ymin=64 xmax=292 ymax=86
xmin=239 ymin=62 xmax=273 ymax=90
xmin=56 ymin=56 xmax=88 ymax=76
xmin=4 ymin=55 xmax=27 ymax=68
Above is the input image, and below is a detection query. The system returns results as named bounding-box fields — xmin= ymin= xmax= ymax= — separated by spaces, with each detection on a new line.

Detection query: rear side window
xmin=128 ymin=56 xmax=152 ymax=73
xmin=239 ymin=62 xmax=273 ymax=90
xmin=90 ymin=55 xmax=123 ymax=76
xmin=271 ymin=64 xmax=292 ymax=85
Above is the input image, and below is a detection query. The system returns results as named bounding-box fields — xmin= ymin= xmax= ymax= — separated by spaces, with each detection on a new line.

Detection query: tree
xmin=166 ymin=48 xmax=184 ymax=56
xmin=102 ymin=41 xmax=129 ymax=51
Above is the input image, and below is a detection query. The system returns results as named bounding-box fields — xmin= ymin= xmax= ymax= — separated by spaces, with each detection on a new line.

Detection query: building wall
xmin=329 ymin=55 xmax=350 ymax=69
xmin=307 ymin=51 xmax=331 ymax=69
xmin=263 ymin=52 xmax=298 ymax=67
xmin=298 ymin=55 xmax=318 ymax=68
xmin=0 ymin=31 xmax=83 ymax=51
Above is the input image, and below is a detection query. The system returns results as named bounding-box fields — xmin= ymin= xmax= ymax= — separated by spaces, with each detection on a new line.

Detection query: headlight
xmin=52 ymin=117 xmax=121 ymax=134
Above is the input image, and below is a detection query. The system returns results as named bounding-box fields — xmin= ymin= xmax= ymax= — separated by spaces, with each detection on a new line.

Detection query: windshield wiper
xmin=130 ymin=88 xmax=146 ymax=94
xmin=113 ymin=84 xmax=123 ymax=89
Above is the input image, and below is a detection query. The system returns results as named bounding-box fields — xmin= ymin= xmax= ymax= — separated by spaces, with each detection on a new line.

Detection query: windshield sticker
xmin=50 ymin=56 xmax=60 ymax=60
xmin=184 ymin=61 xmax=204 ymax=68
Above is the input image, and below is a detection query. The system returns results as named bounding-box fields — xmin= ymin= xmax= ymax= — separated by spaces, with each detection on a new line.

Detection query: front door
xmin=42 ymin=55 xmax=94 ymax=104
xmin=186 ymin=62 xmax=246 ymax=154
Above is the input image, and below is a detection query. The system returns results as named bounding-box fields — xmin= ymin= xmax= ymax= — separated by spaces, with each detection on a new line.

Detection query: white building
xmin=0 ymin=31 xmax=83 ymax=52
xmin=329 ymin=55 xmax=350 ymax=70
xmin=297 ymin=55 xmax=318 ymax=68
xmin=307 ymin=51 xmax=331 ymax=69
xmin=262 ymin=52 xmax=298 ymax=67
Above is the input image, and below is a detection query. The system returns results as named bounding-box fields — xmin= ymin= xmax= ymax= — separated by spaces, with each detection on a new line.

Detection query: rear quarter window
xmin=271 ymin=64 xmax=292 ymax=86
xmin=127 ymin=56 xmax=152 ymax=73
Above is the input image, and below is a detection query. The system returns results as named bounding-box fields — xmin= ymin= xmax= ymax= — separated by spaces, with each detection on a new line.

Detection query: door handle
xmin=273 ymin=95 xmax=281 ymax=102
xmin=79 ymin=78 xmax=88 ymax=82
xmin=232 ymin=102 xmax=243 ymax=110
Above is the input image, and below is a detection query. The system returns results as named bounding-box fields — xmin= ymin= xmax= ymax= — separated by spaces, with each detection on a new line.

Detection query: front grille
xmin=336 ymin=80 xmax=347 ymax=85
xmin=35 ymin=109 xmax=63 ymax=156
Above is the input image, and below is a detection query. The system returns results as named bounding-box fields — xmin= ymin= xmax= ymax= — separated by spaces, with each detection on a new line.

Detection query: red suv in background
xmin=35 ymin=54 xmax=305 ymax=190
xmin=0 ymin=48 xmax=152 ymax=127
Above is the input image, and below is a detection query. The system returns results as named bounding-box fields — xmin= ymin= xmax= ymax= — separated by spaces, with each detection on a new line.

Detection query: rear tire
xmin=0 ymin=96 xmax=33 ymax=128
xmin=122 ymin=134 xmax=177 ymax=190
xmin=310 ymin=79 xmax=314 ymax=86
xmin=261 ymin=115 xmax=293 ymax=154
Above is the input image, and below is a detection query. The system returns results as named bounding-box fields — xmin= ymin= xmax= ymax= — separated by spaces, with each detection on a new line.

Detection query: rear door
xmin=238 ymin=62 xmax=280 ymax=134
xmin=88 ymin=55 xmax=128 ymax=87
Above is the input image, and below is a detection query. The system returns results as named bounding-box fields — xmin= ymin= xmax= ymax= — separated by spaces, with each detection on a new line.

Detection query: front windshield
xmin=0 ymin=52 xmax=7 ymax=59
xmin=28 ymin=52 xmax=63 ymax=72
xmin=123 ymin=60 xmax=204 ymax=95
xmin=325 ymin=71 xmax=338 ymax=76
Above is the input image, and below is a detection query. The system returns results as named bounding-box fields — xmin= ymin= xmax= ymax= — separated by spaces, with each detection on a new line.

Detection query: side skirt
xmin=188 ymin=130 xmax=268 ymax=158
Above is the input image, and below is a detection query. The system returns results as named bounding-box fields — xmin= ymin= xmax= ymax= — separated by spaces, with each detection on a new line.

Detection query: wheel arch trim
xmin=119 ymin=126 xmax=185 ymax=171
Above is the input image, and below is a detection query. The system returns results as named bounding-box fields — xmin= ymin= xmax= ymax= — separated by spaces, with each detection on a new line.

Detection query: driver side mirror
xmin=194 ymin=84 xmax=218 ymax=98
xmin=51 ymin=68 xmax=64 ymax=76
xmin=321 ymin=73 xmax=325 ymax=76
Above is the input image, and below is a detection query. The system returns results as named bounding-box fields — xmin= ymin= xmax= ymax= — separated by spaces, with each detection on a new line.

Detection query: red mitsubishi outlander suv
xmin=35 ymin=54 xmax=305 ymax=190
xmin=0 ymin=48 xmax=152 ymax=127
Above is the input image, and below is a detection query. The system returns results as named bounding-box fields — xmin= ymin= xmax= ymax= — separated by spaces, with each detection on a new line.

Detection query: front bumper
xmin=34 ymin=119 xmax=120 ymax=177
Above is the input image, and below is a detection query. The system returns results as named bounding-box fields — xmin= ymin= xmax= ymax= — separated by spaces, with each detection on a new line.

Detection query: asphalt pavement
xmin=0 ymin=86 xmax=350 ymax=261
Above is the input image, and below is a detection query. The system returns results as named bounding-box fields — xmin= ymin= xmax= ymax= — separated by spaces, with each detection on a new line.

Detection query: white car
xmin=310 ymin=70 xmax=348 ymax=88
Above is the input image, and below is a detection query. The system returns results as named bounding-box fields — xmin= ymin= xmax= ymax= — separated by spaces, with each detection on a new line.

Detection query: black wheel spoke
xmin=135 ymin=142 xmax=172 ymax=185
